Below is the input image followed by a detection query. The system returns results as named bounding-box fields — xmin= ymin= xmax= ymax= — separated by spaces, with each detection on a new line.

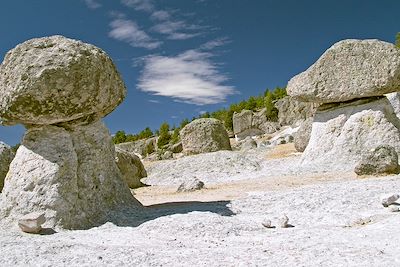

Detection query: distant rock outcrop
xmin=233 ymin=109 xmax=280 ymax=140
xmin=115 ymin=148 xmax=147 ymax=189
xmin=116 ymin=137 xmax=157 ymax=158
xmin=287 ymin=39 xmax=400 ymax=170
xmin=180 ymin=118 xmax=231 ymax=155
xmin=275 ymin=96 xmax=317 ymax=126
xmin=0 ymin=36 xmax=137 ymax=229
xmin=0 ymin=142 xmax=14 ymax=192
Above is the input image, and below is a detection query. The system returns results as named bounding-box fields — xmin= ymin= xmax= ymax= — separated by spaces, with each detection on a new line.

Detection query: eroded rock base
xmin=0 ymin=120 xmax=138 ymax=229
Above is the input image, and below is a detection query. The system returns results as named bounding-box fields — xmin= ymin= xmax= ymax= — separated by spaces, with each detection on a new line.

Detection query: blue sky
xmin=1 ymin=0 xmax=399 ymax=145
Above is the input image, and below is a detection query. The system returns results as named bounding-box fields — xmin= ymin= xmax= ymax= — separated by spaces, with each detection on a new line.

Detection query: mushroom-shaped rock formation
xmin=287 ymin=39 xmax=400 ymax=170
xmin=287 ymin=39 xmax=400 ymax=104
xmin=180 ymin=118 xmax=232 ymax=155
xmin=0 ymin=35 xmax=125 ymax=126
xmin=0 ymin=36 xmax=138 ymax=229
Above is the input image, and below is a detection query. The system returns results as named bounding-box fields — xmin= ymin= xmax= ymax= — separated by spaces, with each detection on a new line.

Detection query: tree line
xmin=112 ymin=86 xmax=287 ymax=146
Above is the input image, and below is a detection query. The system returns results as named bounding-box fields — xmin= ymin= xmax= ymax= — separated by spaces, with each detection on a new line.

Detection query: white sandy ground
xmin=1 ymin=144 xmax=400 ymax=266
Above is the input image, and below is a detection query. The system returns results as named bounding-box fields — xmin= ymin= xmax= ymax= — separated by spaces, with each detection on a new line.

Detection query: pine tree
xmin=157 ymin=122 xmax=171 ymax=148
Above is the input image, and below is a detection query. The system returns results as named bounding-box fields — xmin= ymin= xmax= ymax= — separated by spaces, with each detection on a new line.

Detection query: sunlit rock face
xmin=0 ymin=36 xmax=138 ymax=230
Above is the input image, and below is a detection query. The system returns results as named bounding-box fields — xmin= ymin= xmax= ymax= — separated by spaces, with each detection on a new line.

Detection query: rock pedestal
xmin=0 ymin=36 xmax=138 ymax=229
xmin=287 ymin=39 xmax=400 ymax=170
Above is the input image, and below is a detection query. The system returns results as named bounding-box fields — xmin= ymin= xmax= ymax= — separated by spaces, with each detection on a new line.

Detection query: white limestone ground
xmin=1 ymin=144 xmax=400 ymax=266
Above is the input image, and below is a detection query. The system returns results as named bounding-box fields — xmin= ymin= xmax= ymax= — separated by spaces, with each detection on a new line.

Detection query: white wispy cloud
xmin=108 ymin=15 xmax=162 ymax=49
xmin=137 ymin=49 xmax=236 ymax=105
xmin=148 ymin=99 xmax=160 ymax=103
xmin=121 ymin=0 xmax=154 ymax=12
xmin=151 ymin=20 xmax=202 ymax=40
xmin=84 ymin=0 xmax=102 ymax=9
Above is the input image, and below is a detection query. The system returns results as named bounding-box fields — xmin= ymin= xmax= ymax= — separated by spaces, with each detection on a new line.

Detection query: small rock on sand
xmin=381 ymin=193 xmax=400 ymax=207
xmin=18 ymin=212 xmax=46 ymax=234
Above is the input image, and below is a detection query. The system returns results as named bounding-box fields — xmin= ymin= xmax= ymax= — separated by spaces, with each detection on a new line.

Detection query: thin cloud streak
xmin=84 ymin=0 xmax=102 ymax=9
xmin=109 ymin=16 xmax=162 ymax=49
xmin=138 ymin=49 xmax=236 ymax=105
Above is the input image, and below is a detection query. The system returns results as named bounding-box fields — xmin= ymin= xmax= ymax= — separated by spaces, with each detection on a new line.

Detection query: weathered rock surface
xmin=170 ymin=142 xmax=183 ymax=153
xmin=240 ymin=137 xmax=257 ymax=151
xmin=0 ymin=121 xmax=136 ymax=229
xmin=115 ymin=148 xmax=147 ymax=189
xmin=177 ymin=179 xmax=205 ymax=193
xmin=275 ymin=96 xmax=317 ymax=126
xmin=354 ymin=145 xmax=400 ymax=176
xmin=116 ymin=137 xmax=157 ymax=158
xmin=0 ymin=35 xmax=126 ymax=126
xmin=233 ymin=109 xmax=280 ymax=140
xmin=0 ymin=142 xmax=14 ymax=191
xmin=0 ymin=36 xmax=138 ymax=230
xmin=301 ymin=97 xmax=400 ymax=170
xmin=180 ymin=118 xmax=231 ymax=155
xmin=294 ymin=118 xmax=313 ymax=152
xmin=18 ymin=212 xmax=46 ymax=234
xmin=287 ymin=39 xmax=400 ymax=103
xmin=386 ymin=92 xmax=400 ymax=120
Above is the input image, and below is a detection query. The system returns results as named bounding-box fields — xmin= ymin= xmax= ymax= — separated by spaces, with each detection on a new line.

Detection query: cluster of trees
xmin=396 ymin=32 xmax=400 ymax=48
xmin=112 ymin=86 xmax=287 ymax=145
xmin=112 ymin=127 xmax=153 ymax=144
xmin=199 ymin=86 xmax=287 ymax=130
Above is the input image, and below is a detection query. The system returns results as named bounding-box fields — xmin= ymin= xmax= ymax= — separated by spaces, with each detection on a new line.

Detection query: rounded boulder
xmin=0 ymin=35 xmax=126 ymax=125
xmin=180 ymin=118 xmax=232 ymax=155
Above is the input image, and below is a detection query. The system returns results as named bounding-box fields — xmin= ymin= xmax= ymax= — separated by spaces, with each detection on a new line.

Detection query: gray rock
xmin=380 ymin=193 xmax=399 ymax=207
xmin=170 ymin=142 xmax=183 ymax=153
xmin=233 ymin=109 xmax=280 ymax=140
xmin=287 ymin=39 xmax=400 ymax=103
xmin=177 ymin=179 xmax=205 ymax=193
xmin=284 ymin=135 xmax=294 ymax=143
xmin=275 ymin=96 xmax=317 ymax=126
xmin=162 ymin=151 xmax=174 ymax=160
xmin=180 ymin=118 xmax=231 ymax=155
xmin=18 ymin=212 xmax=46 ymax=234
xmin=0 ymin=36 xmax=126 ymax=126
xmin=0 ymin=121 xmax=137 ymax=229
xmin=0 ymin=142 xmax=14 ymax=192
xmin=294 ymin=118 xmax=313 ymax=152
xmin=240 ymin=137 xmax=257 ymax=151
xmin=115 ymin=148 xmax=147 ymax=189
xmin=301 ymin=97 xmax=400 ymax=170
xmin=115 ymin=137 xmax=156 ymax=158
xmin=279 ymin=215 xmax=289 ymax=228
xmin=261 ymin=219 xmax=274 ymax=228
xmin=354 ymin=145 xmax=400 ymax=176
xmin=386 ymin=92 xmax=400 ymax=120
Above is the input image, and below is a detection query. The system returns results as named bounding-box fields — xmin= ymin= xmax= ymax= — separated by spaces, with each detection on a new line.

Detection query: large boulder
xmin=115 ymin=148 xmax=147 ymax=189
xmin=0 ymin=142 xmax=14 ymax=192
xmin=0 ymin=35 xmax=126 ymax=126
xmin=287 ymin=39 xmax=400 ymax=104
xmin=354 ymin=145 xmax=400 ymax=176
xmin=294 ymin=117 xmax=313 ymax=152
xmin=301 ymin=97 xmax=400 ymax=170
xmin=275 ymin=96 xmax=317 ymax=126
xmin=1 ymin=121 xmax=135 ymax=229
xmin=0 ymin=36 xmax=138 ymax=229
xmin=180 ymin=118 xmax=231 ymax=155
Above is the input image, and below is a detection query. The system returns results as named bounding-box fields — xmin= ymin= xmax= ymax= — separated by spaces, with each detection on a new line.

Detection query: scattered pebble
xmin=381 ymin=193 xmax=399 ymax=207
xmin=279 ymin=215 xmax=289 ymax=228
xmin=18 ymin=212 xmax=46 ymax=234
xmin=261 ymin=219 xmax=274 ymax=228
